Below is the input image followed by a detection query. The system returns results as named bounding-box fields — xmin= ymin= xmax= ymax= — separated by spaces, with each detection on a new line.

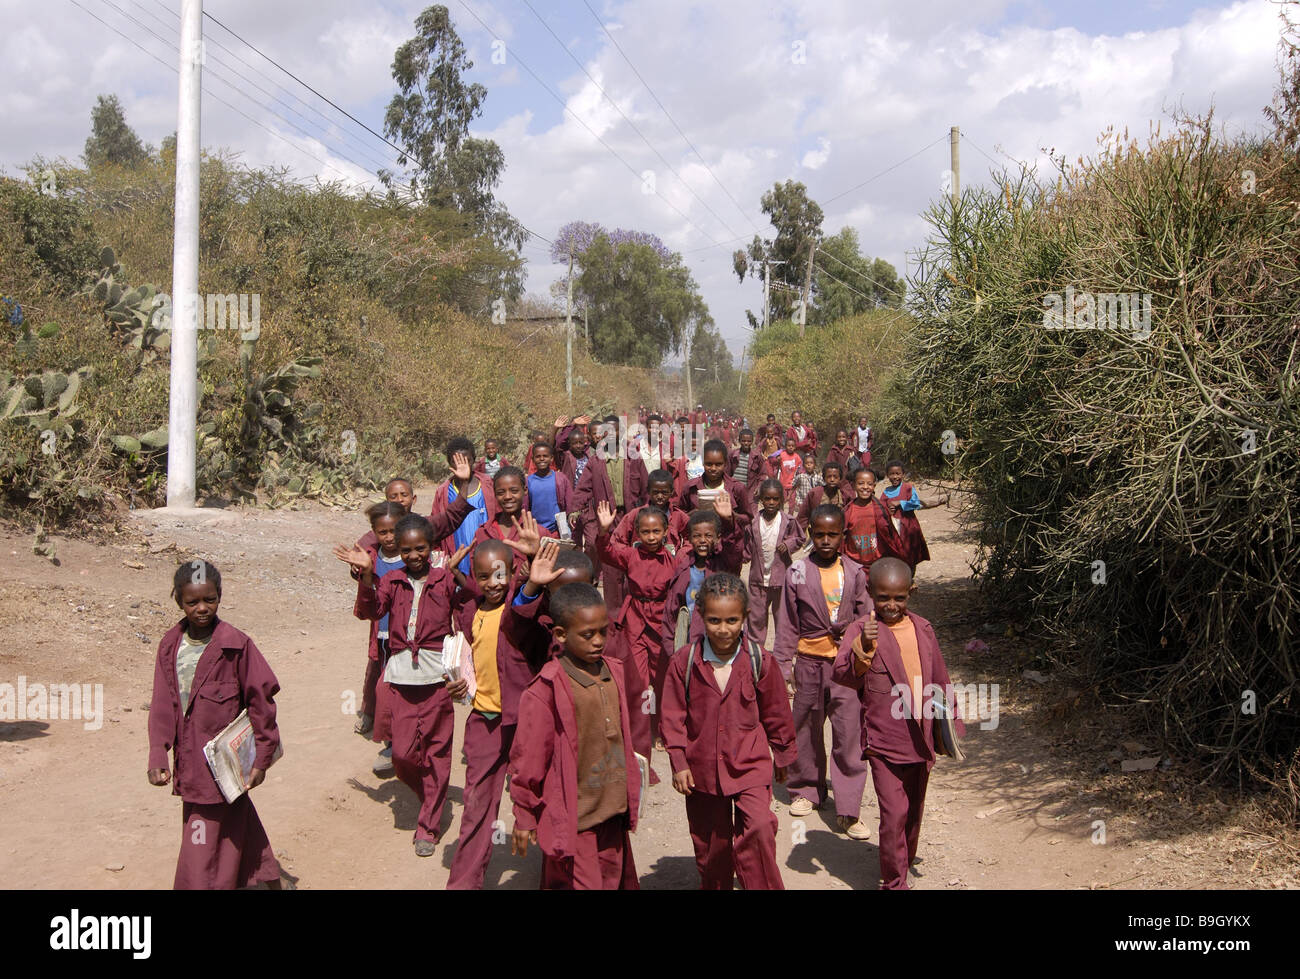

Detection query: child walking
xmin=746 ymin=479 xmax=805 ymax=648
xmin=880 ymin=461 xmax=950 ymax=574
xmin=509 ymin=583 xmax=641 ymax=889
xmin=660 ymin=573 xmax=796 ymax=889
xmin=148 ymin=560 xmax=282 ymax=889
xmin=773 ymin=505 xmax=873 ymax=839
xmin=833 ymin=557 xmax=964 ymax=889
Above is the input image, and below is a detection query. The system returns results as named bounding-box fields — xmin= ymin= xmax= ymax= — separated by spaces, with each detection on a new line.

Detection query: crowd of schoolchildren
xmin=147 ymin=405 xmax=961 ymax=891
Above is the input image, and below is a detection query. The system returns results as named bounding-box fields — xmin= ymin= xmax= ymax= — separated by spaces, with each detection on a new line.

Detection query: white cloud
xmin=800 ymin=138 xmax=832 ymax=170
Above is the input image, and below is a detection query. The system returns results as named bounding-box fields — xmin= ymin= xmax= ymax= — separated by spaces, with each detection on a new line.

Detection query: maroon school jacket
xmin=472 ymin=456 xmax=512 ymax=477
xmin=148 ymin=619 xmax=281 ymax=805
xmin=745 ymin=510 xmax=805 ymax=590
xmin=660 ymin=639 xmax=797 ymax=795
xmin=614 ymin=503 xmax=690 ymax=552
xmin=471 ymin=516 xmax=558 ymax=574
xmin=785 ymin=423 xmax=819 ymax=456
xmin=772 ymin=556 xmax=872 ymax=681
xmin=678 ymin=475 xmax=756 ymax=536
xmin=567 ymin=451 xmax=616 ymax=538
xmin=826 ymin=444 xmax=855 ymax=472
xmin=354 ymin=565 xmax=458 ymax=670
xmin=795 ymin=483 xmax=850 ymax=533
xmin=509 ymin=655 xmax=641 ymax=860
xmin=659 ymin=539 xmax=748 ymax=662
xmin=832 ymin=611 xmax=965 ymax=767
xmin=730 ymin=449 xmax=771 ymax=502
xmin=428 ymin=483 xmax=492 ymax=556
xmin=597 ymin=532 xmax=678 ymax=644
xmin=453 ymin=582 xmax=533 ymax=727
xmin=525 ymin=468 xmax=574 ymax=525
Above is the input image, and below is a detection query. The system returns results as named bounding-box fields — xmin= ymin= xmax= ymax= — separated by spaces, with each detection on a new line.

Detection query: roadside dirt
xmin=1 ymin=486 xmax=1295 ymax=889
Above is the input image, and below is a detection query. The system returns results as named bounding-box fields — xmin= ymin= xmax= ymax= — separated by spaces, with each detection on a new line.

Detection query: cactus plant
xmin=0 ymin=368 xmax=92 ymax=428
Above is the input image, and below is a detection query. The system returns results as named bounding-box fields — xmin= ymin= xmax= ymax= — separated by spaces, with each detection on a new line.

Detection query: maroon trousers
xmin=540 ymin=815 xmax=639 ymax=890
xmin=447 ymin=712 xmax=513 ymax=889
xmin=175 ymin=794 xmax=279 ymax=890
xmin=370 ymin=639 xmax=394 ymax=744
xmin=390 ymin=683 xmax=455 ymax=843
xmin=685 ymin=785 xmax=784 ymax=890
xmin=869 ymin=755 xmax=929 ymax=890
xmin=746 ymin=582 xmax=782 ymax=648
xmin=789 ymin=654 xmax=868 ymax=819
xmin=361 ymin=656 xmax=381 ymax=718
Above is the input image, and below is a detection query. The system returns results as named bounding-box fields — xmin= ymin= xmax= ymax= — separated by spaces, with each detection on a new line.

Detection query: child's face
xmin=398 ymin=528 xmax=433 ymax=577
xmin=556 ymin=605 xmax=609 ymax=664
xmin=689 ymin=521 xmax=718 ymax=559
xmin=784 ymin=439 xmax=796 ymax=454
xmin=836 ymin=430 xmax=848 ymax=447
xmin=495 ymin=474 xmax=524 ymax=516
xmin=647 ymin=479 xmax=674 ymax=509
xmin=792 ymin=411 xmax=803 ymax=426
xmin=759 ymin=487 xmax=783 ymax=518
xmin=886 ymin=465 xmax=904 ymax=488
xmin=854 ymin=471 xmax=876 ymax=500
xmin=177 ymin=580 xmax=220 ymax=632
xmin=703 ymin=448 xmax=727 ymax=484
xmin=824 ymin=468 xmax=842 ymax=490
xmin=637 ymin=513 xmax=667 ymax=551
xmin=569 ymin=431 xmax=588 ymax=456
xmin=858 ymin=416 xmax=868 ymax=428
xmin=386 ymin=481 xmax=414 ymax=509
xmin=870 ymin=571 xmax=912 ymax=625
xmin=484 ymin=440 xmax=498 ymax=459
xmin=472 ymin=550 xmax=510 ymax=606
xmin=372 ymin=514 xmax=398 ymax=553
xmin=739 ymin=433 xmax=753 ymax=452
xmin=802 ymin=455 xmax=816 ymax=474
xmin=532 ymin=445 xmax=552 ymax=474
xmin=810 ymin=514 xmax=845 ymax=561
xmin=701 ymin=593 xmax=746 ymax=655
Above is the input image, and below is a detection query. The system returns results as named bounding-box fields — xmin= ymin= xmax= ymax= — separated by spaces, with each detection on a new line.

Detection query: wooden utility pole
xmin=683 ymin=331 xmax=693 ymax=412
xmin=800 ymin=240 xmax=816 ymax=337
xmin=762 ymin=259 xmax=769 ymax=331
xmin=583 ymin=304 xmax=589 ymax=346
xmin=950 ymin=125 xmax=961 ymax=206
xmin=565 ymin=243 xmax=574 ymax=408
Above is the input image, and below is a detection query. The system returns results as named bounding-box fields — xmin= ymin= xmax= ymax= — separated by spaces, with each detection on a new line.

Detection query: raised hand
xmin=334 ymin=543 xmax=372 ymax=574
xmin=449 ymin=543 xmax=472 ymax=569
xmin=450 ymin=451 xmax=472 ymax=482
xmin=554 ymin=416 xmax=569 ymax=429
xmin=713 ymin=491 xmax=733 ymax=521
xmin=596 ymin=499 xmax=616 ymax=532
xmin=504 ymin=510 xmax=543 ymax=557
xmin=528 ymin=539 xmax=566 ymax=589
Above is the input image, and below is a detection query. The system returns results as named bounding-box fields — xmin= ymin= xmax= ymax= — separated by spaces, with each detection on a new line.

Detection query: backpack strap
xmin=685 ymin=637 xmax=766 ymax=708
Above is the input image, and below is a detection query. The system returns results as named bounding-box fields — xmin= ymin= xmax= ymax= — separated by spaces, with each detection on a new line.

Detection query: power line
xmin=68 ymin=0 xmax=377 ymax=188
xmin=962 ymin=132 xmax=1028 ymax=171
xmin=523 ymin=0 xmax=740 ymax=241
xmin=813 ymin=256 xmax=880 ymax=306
xmin=455 ymin=0 xmax=723 ymax=248
xmin=140 ymin=0 xmax=406 ymax=174
xmin=582 ymin=0 xmax=763 ymax=238
xmin=816 ymin=245 xmax=901 ymax=298
xmin=821 ymin=132 xmax=949 ymax=205
xmin=102 ymin=0 xmax=394 ymax=179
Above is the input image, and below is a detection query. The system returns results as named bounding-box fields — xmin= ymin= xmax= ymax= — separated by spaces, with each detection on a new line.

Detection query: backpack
xmin=683 ymin=635 xmax=764 ymax=707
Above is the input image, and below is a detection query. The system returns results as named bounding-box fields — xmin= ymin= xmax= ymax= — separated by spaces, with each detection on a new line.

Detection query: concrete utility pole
xmin=800 ymin=240 xmax=816 ymax=338
xmin=683 ymin=331 xmax=692 ymax=413
xmin=762 ymin=259 xmax=770 ymax=331
xmin=166 ymin=0 xmax=202 ymax=509
xmin=950 ymin=125 xmax=961 ymax=206
xmin=565 ymin=243 xmax=574 ymax=408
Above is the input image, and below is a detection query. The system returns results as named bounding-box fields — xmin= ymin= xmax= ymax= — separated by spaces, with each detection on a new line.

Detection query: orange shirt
xmin=797 ymin=560 xmax=843 ymax=659
xmin=887 ymin=617 xmax=923 ymax=717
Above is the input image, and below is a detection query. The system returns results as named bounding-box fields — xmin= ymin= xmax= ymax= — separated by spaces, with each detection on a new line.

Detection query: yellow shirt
xmin=471 ymin=605 xmax=506 ymax=714
xmin=797 ymin=560 xmax=843 ymax=659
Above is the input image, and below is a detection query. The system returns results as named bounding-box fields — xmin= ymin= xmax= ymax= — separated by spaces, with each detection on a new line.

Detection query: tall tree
xmin=575 ymin=231 xmax=708 ymax=368
xmin=809 ymin=227 xmax=904 ymax=323
xmin=382 ymin=5 xmax=524 ymax=297
xmin=83 ymin=94 xmax=147 ymax=169
xmin=732 ymin=180 xmax=824 ymax=326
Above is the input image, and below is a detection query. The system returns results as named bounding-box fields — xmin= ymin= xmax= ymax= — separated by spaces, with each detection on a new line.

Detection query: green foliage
xmin=743 ymin=309 xmax=910 ymax=443
xmin=903 ymin=113 xmax=1300 ymax=803
xmin=83 ymin=95 xmax=148 ymax=170
xmin=577 ymin=233 xmax=710 ymax=368
xmin=734 ymin=180 xmax=824 ymax=325
xmin=810 ymin=228 xmax=904 ymax=323
xmin=0 ymin=173 xmax=101 ymax=290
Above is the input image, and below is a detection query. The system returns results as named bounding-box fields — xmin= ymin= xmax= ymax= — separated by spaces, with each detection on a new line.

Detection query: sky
xmin=0 ymin=0 xmax=1288 ymax=362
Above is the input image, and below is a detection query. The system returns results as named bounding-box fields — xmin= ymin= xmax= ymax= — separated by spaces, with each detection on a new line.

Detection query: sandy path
xmin=0 ymin=490 xmax=1269 ymax=889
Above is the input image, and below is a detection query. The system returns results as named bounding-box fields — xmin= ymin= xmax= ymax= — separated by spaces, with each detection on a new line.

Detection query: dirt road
xmin=1 ymin=490 xmax=1292 ymax=889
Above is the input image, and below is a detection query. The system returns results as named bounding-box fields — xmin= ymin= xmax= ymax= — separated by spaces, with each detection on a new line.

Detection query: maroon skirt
xmin=174 ymin=794 xmax=280 ymax=890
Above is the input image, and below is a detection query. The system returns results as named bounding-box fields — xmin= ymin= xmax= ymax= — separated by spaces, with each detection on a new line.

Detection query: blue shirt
xmin=527 ymin=471 xmax=561 ymax=532
xmin=882 ymin=483 xmax=921 ymax=511
xmin=449 ymin=481 xmax=488 ymax=575
xmin=686 ymin=564 xmax=707 ymax=615
xmin=374 ymin=552 xmax=405 ymax=635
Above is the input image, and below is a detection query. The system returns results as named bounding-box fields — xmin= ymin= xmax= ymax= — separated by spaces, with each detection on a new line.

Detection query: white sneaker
xmin=789 ymin=797 xmax=815 ymax=817
xmin=373 ymin=746 xmax=394 ymax=776
xmin=837 ymin=816 xmax=871 ymax=840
